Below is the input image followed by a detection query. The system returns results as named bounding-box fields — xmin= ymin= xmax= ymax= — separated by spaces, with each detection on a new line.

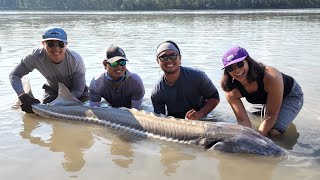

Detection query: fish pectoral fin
xmin=200 ymin=138 xmax=222 ymax=150
xmin=209 ymin=142 xmax=235 ymax=153
xmin=208 ymin=142 xmax=225 ymax=150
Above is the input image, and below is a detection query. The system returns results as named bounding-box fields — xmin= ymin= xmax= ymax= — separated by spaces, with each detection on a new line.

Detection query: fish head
xmin=202 ymin=122 xmax=286 ymax=156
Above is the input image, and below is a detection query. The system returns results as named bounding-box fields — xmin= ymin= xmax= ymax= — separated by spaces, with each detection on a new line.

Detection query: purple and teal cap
xmin=222 ymin=46 xmax=249 ymax=69
xmin=42 ymin=27 xmax=67 ymax=43
xmin=104 ymin=45 xmax=128 ymax=63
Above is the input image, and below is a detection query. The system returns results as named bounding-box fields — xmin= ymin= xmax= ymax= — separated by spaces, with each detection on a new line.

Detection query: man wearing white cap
xmin=151 ymin=40 xmax=220 ymax=120
xmin=9 ymin=27 xmax=88 ymax=113
xmin=89 ymin=45 xmax=145 ymax=109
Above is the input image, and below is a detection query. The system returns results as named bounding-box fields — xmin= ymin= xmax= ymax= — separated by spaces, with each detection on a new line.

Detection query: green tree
xmin=0 ymin=0 xmax=319 ymax=10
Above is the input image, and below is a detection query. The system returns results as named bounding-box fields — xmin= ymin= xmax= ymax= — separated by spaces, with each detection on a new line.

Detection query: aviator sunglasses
xmin=108 ymin=60 xmax=127 ymax=67
xmin=46 ymin=41 xmax=65 ymax=48
xmin=225 ymin=61 xmax=245 ymax=72
xmin=158 ymin=53 xmax=178 ymax=62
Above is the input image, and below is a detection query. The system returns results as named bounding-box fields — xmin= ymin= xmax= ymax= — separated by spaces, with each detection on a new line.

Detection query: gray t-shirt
xmin=9 ymin=47 xmax=87 ymax=98
xmin=89 ymin=70 xmax=145 ymax=108
xmin=151 ymin=66 xmax=220 ymax=118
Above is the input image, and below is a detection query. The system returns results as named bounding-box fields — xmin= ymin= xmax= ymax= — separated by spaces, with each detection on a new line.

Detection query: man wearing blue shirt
xmin=151 ymin=40 xmax=220 ymax=120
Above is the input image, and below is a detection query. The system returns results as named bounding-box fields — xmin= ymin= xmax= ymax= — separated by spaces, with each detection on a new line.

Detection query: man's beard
xmin=163 ymin=66 xmax=179 ymax=74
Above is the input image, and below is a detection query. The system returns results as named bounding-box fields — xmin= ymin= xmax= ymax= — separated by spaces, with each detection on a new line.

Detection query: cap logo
xmin=119 ymin=48 xmax=125 ymax=56
xmin=227 ymin=55 xmax=234 ymax=61
xmin=50 ymin=31 xmax=61 ymax=35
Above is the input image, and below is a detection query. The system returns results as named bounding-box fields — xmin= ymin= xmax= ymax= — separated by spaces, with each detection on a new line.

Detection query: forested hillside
xmin=0 ymin=0 xmax=319 ymax=10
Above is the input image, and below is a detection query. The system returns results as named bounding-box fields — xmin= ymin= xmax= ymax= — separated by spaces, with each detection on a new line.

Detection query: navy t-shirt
xmin=151 ymin=66 xmax=219 ymax=118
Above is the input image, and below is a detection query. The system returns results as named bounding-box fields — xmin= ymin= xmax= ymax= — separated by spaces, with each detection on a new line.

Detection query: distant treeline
xmin=0 ymin=0 xmax=319 ymax=10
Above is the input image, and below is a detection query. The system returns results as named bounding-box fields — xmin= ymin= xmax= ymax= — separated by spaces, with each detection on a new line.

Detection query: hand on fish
xmin=185 ymin=109 xmax=203 ymax=120
xmin=18 ymin=94 xmax=40 ymax=113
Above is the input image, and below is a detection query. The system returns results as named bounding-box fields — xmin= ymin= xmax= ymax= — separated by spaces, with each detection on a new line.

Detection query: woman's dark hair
xmin=221 ymin=56 xmax=266 ymax=92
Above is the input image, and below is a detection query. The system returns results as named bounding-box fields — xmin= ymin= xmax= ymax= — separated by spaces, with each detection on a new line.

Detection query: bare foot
xmin=269 ymin=129 xmax=282 ymax=136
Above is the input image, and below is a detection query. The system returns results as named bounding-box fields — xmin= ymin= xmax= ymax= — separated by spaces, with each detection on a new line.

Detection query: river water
xmin=0 ymin=10 xmax=319 ymax=180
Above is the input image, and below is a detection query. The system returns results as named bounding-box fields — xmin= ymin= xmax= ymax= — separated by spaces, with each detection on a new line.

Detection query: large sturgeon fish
xmin=28 ymin=82 xmax=285 ymax=156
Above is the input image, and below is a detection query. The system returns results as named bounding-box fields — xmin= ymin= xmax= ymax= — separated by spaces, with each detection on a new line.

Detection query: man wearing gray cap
xmin=151 ymin=40 xmax=220 ymax=120
xmin=9 ymin=27 xmax=88 ymax=113
xmin=89 ymin=45 xmax=145 ymax=109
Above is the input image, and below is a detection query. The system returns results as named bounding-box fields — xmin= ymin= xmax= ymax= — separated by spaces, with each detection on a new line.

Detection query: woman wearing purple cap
xmin=220 ymin=46 xmax=304 ymax=136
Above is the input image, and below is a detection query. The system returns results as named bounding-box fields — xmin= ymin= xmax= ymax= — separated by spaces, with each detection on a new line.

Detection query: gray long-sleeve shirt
xmin=9 ymin=47 xmax=86 ymax=98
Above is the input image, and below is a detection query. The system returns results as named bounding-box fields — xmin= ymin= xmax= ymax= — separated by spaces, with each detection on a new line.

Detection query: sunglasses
xmin=225 ymin=61 xmax=245 ymax=72
xmin=158 ymin=53 xmax=178 ymax=62
xmin=46 ymin=41 xmax=65 ymax=48
xmin=108 ymin=60 xmax=127 ymax=67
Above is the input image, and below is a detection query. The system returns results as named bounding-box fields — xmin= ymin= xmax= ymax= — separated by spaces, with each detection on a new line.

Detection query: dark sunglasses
xmin=158 ymin=53 xmax=178 ymax=62
xmin=108 ymin=60 xmax=127 ymax=67
xmin=225 ymin=61 xmax=245 ymax=72
xmin=46 ymin=41 xmax=65 ymax=48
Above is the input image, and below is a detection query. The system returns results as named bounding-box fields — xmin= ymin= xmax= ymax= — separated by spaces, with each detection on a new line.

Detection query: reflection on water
xmin=20 ymin=115 xmax=94 ymax=172
xmin=160 ymin=145 xmax=196 ymax=176
xmin=109 ymin=135 xmax=135 ymax=168
xmin=86 ymin=126 xmax=143 ymax=170
xmin=214 ymin=153 xmax=281 ymax=180
xmin=94 ymin=128 xmax=197 ymax=174
xmin=271 ymin=123 xmax=300 ymax=150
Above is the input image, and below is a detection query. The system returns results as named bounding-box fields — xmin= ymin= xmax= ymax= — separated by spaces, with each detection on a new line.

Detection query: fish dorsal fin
xmin=13 ymin=76 xmax=35 ymax=109
xmin=49 ymin=82 xmax=83 ymax=106
xmin=22 ymin=76 xmax=35 ymax=98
